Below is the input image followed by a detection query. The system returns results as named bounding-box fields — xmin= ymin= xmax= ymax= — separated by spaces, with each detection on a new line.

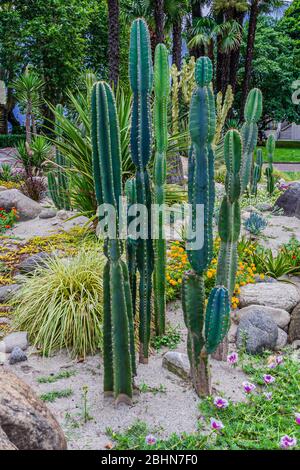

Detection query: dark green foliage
xmin=0 ymin=134 xmax=25 ymax=148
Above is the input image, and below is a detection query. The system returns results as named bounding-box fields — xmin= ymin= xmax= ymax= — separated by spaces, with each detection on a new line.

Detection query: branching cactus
xmin=182 ymin=57 xmax=230 ymax=397
xmin=48 ymin=104 xmax=71 ymax=210
xmin=153 ymin=44 xmax=170 ymax=336
xmin=91 ymin=81 xmax=135 ymax=405
xmin=240 ymin=88 xmax=263 ymax=193
xmin=266 ymin=135 xmax=275 ymax=195
xmin=251 ymin=148 xmax=263 ymax=196
xmin=216 ymin=129 xmax=242 ymax=298
xmin=129 ymin=18 xmax=154 ymax=363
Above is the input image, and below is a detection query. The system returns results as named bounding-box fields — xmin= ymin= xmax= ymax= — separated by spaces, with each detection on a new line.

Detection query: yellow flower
xmin=207 ymin=271 xmax=213 ymax=279
xmin=259 ymin=273 xmax=265 ymax=280
xmin=232 ymin=303 xmax=238 ymax=309
xmin=212 ymin=258 xmax=217 ymax=265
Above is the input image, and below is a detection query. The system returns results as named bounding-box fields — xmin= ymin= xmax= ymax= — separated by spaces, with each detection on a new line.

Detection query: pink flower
xmin=264 ymin=392 xmax=273 ymax=401
xmin=295 ymin=413 xmax=300 ymax=426
xmin=280 ymin=435 xmax=297 ymax=449
xmin=268 ymin=362 xmax=276 ymax=369
xmin=276 ymin=355 xmax=283 ymax=365
xmin=214 ymin=397 xmax=229 ymax=409
xmin=243 ymin=381 xmax=256 ymax=394
xmin=263 ymin=374 xmax=275 ymax=385
xmin=210 ymin=418 xmax=224 ymax=431
xmin=145 ymin=434 xmax=157 ymax=445
xmin=227 ymin=352 xmax=238 ymax=365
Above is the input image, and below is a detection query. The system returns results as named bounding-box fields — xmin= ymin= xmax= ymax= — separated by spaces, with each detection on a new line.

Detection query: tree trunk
xmin=26 ymin=102 xmax=32 ymax=145
xmin=166 ymin=154 xmax=184 ymax=185
xmin=154 ymin=0 xmax=165 ymax=47
xmin=192 ymin=349 xmax=211 ymax=397
xmin=216 ymin=35 xmax=224 ymax=93
xmin=0 ymin=105 xmax=8 ymax=134
xmin=241 ymin=0 xmax=259 ymax=115
xmin=107 ymin=0 xmax=120 ymax=88
xmin=172 ymin=18 xmax=182 ymax=71
xmin=229 ymin=12 xmax=246 ymax=94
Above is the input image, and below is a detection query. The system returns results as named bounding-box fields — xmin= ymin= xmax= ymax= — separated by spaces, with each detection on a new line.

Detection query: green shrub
xmin=0 ymin=134 xmax=25 ymax=148
xmin=274 ymin=140 xmax=300 ymax=149
xmin=13 ymin=249 xmax=105 ymax=358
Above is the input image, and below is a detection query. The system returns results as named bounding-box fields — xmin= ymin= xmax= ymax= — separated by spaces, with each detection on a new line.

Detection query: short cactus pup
xmin=129 ymin=18 xmax=154 ymax=363
xmin=182 ymin=57 xmax=230 ymax=397
xmin=91 ymin=81 xmax=136 ymax=405
xmin=251 ymin=148 xmax=263 ymax=196
xmin=153 ymin=43 xmax=170 ymax=336
xmin=265 ymin=135 xmax=275 ymax=195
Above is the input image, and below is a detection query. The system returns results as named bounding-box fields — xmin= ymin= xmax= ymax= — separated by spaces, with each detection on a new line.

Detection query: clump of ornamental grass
xmin=13 ymin=249 xmax=105 ymax=358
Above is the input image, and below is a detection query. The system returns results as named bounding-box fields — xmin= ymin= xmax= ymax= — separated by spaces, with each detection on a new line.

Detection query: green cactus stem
xmin=266 ymin=135 xmax=275 ymax=195
xmin=129 ymin=18 xmax=154 ymax=363
xmin=240 ymin=88 xmax=263 ymax=193
xmin=47 ymin=104 xmax=71 ymax=210
xmin=153 ymin=43 xmax=170 ymax=336
xmin=91 ymin=81 xmax=135 ymax=404
xmin=125 ymin=178 xmax=138 ymax=318
xmin=251 ymin=149 xmax=263 ymax=196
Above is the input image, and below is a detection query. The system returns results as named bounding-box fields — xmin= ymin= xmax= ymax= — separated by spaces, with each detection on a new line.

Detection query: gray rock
xmin=9 ymin=347 xmax=27 ymax=365
xmin=288 ymin=302 xmax=300 ymax=343
xmin=162 ymin=351 xmax=190 ymax=380
xmin=237 ymin=311 xmax=278 ymax=354
xmin=39 ymin=208 xmax=57 ymax=219
xmin=0 ymin=368 xmax=67 ymax=450
xmin=0 ymin=332 xmax=28 ymax=353
xmin=18 ymin=252 xmax=53 ymax=274
xmin=256 ymin=203 xmax=273 ymax=212
xmin=275 ymin=185 xmax=300 ymax=218
xmin=292 ymin=340 xmax=300 ymax=350
xmin=0 ymin=426 xmax=17 ymax=450
xmin=0 ymin=186 xmax=8 ymax=192
xmin=253 ymin=274 xmax=276 ymax=284
xmin=235 ymin=305 xmax=290 ymax=329
xmin=0 ymin=284 xmax=21 ymax=303
xmin=56 ymin=210 xmax=69 ymax=220
xmin=275 ymin=328 xmax=288 ymax=351
xmin=239 ymin=281 xmax=300 ymax=312
xmin=0 ymin=189 xmax=41 ymax=221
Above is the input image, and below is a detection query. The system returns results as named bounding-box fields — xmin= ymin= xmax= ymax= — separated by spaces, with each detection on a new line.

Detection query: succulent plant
xmin=182 ymin=57 xmax=231 ymax=397
xmin=240 ymin=88 xmax=263 ymax=193
xmin=266 ymin=135 xmax=275 ymax=195
xmin=91 ymin=81 xmax=135 ymax=405
xmin=48 ymin=104 xmax=71 ymax=210
xmin=129 ymin=18 xmax=154 ymax=363
xmin=244 ymin=212 xmax=268 ymax=236
xmin=153 ymin=43 xmax=170 ymax=336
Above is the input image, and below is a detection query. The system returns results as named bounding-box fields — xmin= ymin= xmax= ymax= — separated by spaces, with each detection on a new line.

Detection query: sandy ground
xmin=4 ymin=300 xmax=248 ymax=450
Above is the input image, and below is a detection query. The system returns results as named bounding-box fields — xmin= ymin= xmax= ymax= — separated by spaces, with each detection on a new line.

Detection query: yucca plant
xmin=13 ymin=250 xmax=105 ymax=358
xmin=253 ymin=248 xmax=300 ymax=279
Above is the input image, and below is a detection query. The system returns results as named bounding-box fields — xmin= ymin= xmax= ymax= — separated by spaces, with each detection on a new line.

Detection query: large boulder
xmin=0 ymin=426 xmax=17 ymax=450
xmin=239 ymin=281 xmax=300 ymax=313
xmin=0 ymin=284 xmax=21 ymax=303
xmin=18 ymin=252 xmax=53 ymax=274
xmin=235 ymin=305 xmax=290 ymax=329
xmin=275 ymin=328 xmax=288 ymax=351
xmin=0 ymin=332 xmax=28 ymax=354
xmin=237 ymin=311 xmax=278 ymax=354
xmin=274 ymin=183 xmax=300 ymax=218
xmin=288 ymin=302 xmax=300 ymax=343
xmin=0 ymin=189 xmax=41 ymax=221
xmin=0 ymin=368 xmax=67 ymax=450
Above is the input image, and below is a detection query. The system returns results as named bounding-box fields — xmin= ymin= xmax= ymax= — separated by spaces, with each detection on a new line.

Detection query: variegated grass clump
xmin=13 ymin=250 xmax=105 ymax=358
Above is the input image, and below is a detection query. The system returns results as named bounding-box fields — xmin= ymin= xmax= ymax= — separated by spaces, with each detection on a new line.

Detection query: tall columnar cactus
xmin=129 ymin=18 xmax=154 ymax=363
xmin=48 ymin=104 xmax=71 ymax=210
xmin=251 ymin=149 xmax=263 ymax=196
xmin=91 ymin=81 xmax=135 ymax=405
xmin=153 ymin=44 xmax=170 ymax=336
xmin=216 ymin=129 xmax=242 ymax=298
xmin=125 ymin=177 xmax=138 ymax=317
xmin=266 ymin=135 xmax=275 ymax=195
xmin=182 ymin=57 xmax=230 ymax=396
xmin=240 ymin=88 xmax=263 ymax=193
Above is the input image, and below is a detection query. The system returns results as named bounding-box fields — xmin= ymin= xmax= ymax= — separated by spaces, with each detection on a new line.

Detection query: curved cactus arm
xmin=205 ymin=286 xmax=231 ymax=354
xmin=153 ymin=43 xmax=170 ymax=336
xmin=240 ymin=88 xmax=263 ymax=193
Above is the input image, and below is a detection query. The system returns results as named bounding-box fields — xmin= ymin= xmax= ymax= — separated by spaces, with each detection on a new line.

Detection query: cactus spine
xmin=153 ymin=44 xmax=170 ymax=336
xmin=251 ymin=149 xmax=263 ymax=196
xmin=48 ymin=104 xmax=71 ymax=210
xmin=240 ymin=88 xmax=263 ymax=193
xmin=129 ymin=18 xmax=154 ymax=363
xmin=266 ymin=135 xmax=275 ymax=195
xmin=216 ymin=129 xmax=242 ymax=298
xmin=182 ymin=57 xmax=230 ymax=396
xmin=91 ymin=81 xmax=135 ymax=404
